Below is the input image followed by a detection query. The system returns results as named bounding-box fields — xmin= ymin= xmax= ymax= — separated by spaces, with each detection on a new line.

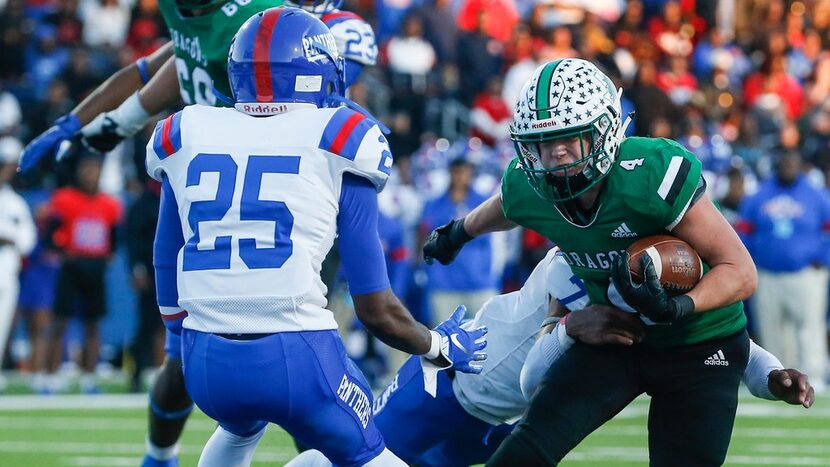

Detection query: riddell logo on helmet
xmin=531 ymin=120 xmax=557 ymax=129
xmin=238 ymin=103 xmax=289 ymax=115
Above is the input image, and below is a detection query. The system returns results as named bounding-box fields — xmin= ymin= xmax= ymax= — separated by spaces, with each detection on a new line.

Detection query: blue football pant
xmin=374 ymin=356 xmax=513 ymax=466
xmin=181 ymin=328 xmax=386 ymax=467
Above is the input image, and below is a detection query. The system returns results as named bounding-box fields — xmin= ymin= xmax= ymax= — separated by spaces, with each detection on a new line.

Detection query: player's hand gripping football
xmin=611 ymin=251 xmax=695 ymax=323
xmin=423 ymin=219 xmax=474 ymax=265
xmin=432 ymin=305 xmax=488 ymax=374
xmin=19 ymin=114 xmax=81 ymax=172
xmin=768 ymin=368 xmax=815 ymax=408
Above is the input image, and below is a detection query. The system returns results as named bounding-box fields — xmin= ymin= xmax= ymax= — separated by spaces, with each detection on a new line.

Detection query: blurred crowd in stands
xmin=1 ymin=0 xmax=829 ymax=393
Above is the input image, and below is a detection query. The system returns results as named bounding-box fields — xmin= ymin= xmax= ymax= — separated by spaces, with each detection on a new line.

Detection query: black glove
xmin=423 ymin=219 xmax=474 ymax=265
xmin=81 ymin=115 xmax=127 ymax=153
xmin=610 ymin=251 xmax=695 ymax=323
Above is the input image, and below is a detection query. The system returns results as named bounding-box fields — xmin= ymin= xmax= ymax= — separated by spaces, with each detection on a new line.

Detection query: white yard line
xmin=0 ymin=394 xmax=147 ymax=410
xmin=0 ymin=440 xmax=292 ymax=457
xmin=0 ymin=415 xmax=218 ymax=431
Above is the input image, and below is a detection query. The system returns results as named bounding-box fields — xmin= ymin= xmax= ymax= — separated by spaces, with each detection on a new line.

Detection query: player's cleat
xmin=140 ymin=454 xmax=178 ymax=467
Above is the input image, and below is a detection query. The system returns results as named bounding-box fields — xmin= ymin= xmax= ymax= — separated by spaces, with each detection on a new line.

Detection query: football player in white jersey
xmin=147 ymin=8 xmax=486 ymax=467
xmin=286 ymin=247 xmax=815 ymax=467
xmin=19 ymin=2 xmax=380 ymax=465
xmin=283 ymin=0 xmax=378 ymax=88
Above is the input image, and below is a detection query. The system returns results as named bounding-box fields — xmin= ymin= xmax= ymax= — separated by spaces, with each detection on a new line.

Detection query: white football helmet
xmin=510 ymin=58 xmax=631 ymax=202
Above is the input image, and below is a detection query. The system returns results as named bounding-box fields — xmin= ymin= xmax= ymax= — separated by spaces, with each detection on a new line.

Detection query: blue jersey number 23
xmin=182 ymin=153 xmax=299 ymax=271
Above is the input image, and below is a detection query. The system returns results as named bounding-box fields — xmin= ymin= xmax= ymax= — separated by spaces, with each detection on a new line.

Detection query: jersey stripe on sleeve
xmin=657 ymin=156 xmax=691 ymax=205
xmin=152 ymin=111 xmax=183 ymax=160
xmin=319 ymin=108 xmax=374 ymax=160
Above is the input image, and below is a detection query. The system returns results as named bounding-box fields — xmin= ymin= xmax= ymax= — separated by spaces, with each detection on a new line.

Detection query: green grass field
xmin=0 ymin=393 xmax=825 ymax=466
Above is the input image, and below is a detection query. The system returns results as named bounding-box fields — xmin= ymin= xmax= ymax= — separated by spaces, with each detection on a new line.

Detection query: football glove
xmin=434 ymin=305 xmax=488 ymax=373
xmin=610 ymin=251 xmax=695 ymax=323
xmin=18 ymin=114 xmax=81 ymax=172
xmin=421 ymin=305 xmax=488 ymax=396
xmin=80 ymin=92 xmax=150 ymax=154
xmin=423 ymin=218 xmax=474 ymax=265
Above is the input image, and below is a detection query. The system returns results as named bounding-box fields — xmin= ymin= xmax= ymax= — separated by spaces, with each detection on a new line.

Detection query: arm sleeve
xmin=743 ymin=339 xmax=783 ymax=401
xmin=338 ymin=172 xmax=391 ymax=295
xmin=519 ymin=327 xmax=572 ymax=400
xmin=153 ymin=177 xmax=187 ymax=334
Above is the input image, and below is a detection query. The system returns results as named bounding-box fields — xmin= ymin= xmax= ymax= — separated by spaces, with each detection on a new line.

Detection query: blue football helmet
xmin=283 ymin=0 xmax=343 ymax=15
xmin=228 ymin=7 xmax=345 ymax=110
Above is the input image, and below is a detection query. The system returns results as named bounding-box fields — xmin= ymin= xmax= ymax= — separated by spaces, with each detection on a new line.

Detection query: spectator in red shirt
xmin=471 ymin=76 xmax=511 ymax=148
xmin=456 ymin=0 xmax=519 ymax=43
xmin=44 ymin=154 xmax=122 ymax=394
xmin=743 ymin=55 xmax=804 ymax=120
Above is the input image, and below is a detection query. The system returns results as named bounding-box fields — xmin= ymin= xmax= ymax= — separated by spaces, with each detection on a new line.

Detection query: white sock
xmin=146 ymin=437 xmax=179 ymax=461
xmin=362 ymin=448 xmax=408 ymax=466
xmin=284 ymin=449 xmax=332 ymax=467
xmin=284 ymin=448 xmax=406 ymax=467
xmin=197 ymin=425 xmax=267 ymax=467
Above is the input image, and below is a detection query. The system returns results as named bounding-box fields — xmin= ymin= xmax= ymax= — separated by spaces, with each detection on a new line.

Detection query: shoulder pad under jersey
xmin=318 ymin=107 xmax=392 ymax=192
xmin=146 ymin=108 xmax=186 ymax=182
xmin=615 ymin=137 xmax=703 ymax=230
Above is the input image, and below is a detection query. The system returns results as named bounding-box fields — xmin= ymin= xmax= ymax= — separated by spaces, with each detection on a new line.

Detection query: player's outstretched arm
xmin=423 ymin=192 xmax=516 ymax=265
xmin=520 ymin=303 xmax=645 ymax=399
xmin=339 ymin=173 xmax=486 ymax=374
xmin=744 ymin=340 xmax=815 ymax=408
xmin=671 ymin=193 xmax=757 ymax=312
xmin=19 ymin=43 xmax=173 ymax=171
xmin=80 ymin=56 xmax=182 ymax=154
xmin=74 ymin=42 xmax=173 ymax=124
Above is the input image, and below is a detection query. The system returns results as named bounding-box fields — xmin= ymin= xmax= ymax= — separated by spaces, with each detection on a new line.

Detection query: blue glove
xmin=19 ymin=114 xmax=81 ymax=172
xmin=434 ymin=305 xmax=488 ymax=374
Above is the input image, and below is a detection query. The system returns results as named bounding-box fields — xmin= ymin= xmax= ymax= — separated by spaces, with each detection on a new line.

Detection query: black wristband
xmin=448 ymin=218 xmax=474 ymax=246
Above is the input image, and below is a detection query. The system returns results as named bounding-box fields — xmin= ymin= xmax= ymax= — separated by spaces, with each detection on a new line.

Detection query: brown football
xmin=627 ymin=235 xmax=703 ymax=295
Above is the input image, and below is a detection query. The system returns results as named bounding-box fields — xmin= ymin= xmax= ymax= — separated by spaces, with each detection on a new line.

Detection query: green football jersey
xmin=159 ymin=0 xmax=283 ymax=106
xmin=502 ymin=137 xmax=746 ymax=347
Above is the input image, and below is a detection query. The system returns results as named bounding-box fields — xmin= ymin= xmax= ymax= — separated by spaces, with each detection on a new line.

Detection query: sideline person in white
xmin=0 ymin=137 xmax=36 ymax=386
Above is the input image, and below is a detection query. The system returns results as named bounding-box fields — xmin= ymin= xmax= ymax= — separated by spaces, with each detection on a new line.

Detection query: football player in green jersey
xmin=424 ymin=58 xmax=758 ymax=466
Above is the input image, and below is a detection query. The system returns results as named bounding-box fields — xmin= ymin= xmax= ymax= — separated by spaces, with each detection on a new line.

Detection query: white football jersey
xmin=146 ymin=104 xmax=392 ymax=333
xmin=453 ymin=248 xmax=590 ymax=425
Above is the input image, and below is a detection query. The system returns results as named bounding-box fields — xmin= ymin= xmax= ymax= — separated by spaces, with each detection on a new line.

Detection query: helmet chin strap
xmin=545 ymin=170 xmax=592 ymax=200
xmin=618 ymin=112 xmax=634 ymax=140
xmin=212 ymin=86 xmax=235 ymax=106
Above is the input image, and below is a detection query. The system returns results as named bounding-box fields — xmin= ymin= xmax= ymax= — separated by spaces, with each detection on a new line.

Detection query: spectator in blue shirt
xmin=419 ymin=155 xmax=497 ymax=326
xmin=738 ymin=150 xmax=830 ymax=392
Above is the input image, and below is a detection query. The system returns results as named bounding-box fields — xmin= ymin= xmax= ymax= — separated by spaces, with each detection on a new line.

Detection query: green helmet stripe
xmin=535 ymin=60 xmax=560 ymax=121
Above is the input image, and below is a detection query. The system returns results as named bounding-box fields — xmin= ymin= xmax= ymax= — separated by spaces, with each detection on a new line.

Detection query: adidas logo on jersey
xmin=611 ymin=223 xmax=638 ymax=238
xmin=704 ymin=350 xmax=729 ymax=366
